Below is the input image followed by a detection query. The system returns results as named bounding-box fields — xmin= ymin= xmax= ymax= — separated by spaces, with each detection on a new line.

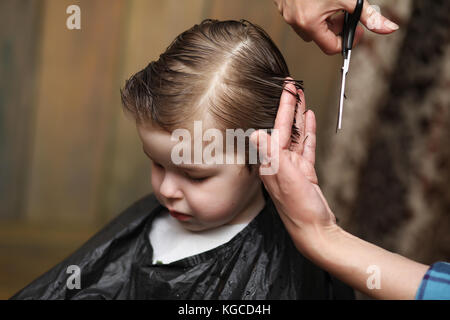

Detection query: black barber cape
xmin=11 ymin=191 xmax=354 ymax=300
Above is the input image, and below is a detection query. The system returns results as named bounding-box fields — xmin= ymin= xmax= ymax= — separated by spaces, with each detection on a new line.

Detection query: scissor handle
xmin=342 ymin=0 xmax=364 ymax=58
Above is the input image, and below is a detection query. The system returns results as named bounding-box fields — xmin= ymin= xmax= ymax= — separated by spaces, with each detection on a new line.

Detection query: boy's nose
xmin=159 ymin=172 xmax=183 ymax=200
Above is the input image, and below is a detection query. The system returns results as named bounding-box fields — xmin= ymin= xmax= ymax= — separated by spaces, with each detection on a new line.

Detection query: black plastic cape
xmin=11 ymin=191 xmax=354 ymax=300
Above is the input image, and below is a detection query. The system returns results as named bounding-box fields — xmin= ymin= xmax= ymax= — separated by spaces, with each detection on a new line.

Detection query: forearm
xmin=295 ymin=224 xmax=429 ymax=299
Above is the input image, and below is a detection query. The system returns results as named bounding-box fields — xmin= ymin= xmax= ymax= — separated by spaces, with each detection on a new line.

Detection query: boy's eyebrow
xmin=142 ymin=146 xmax=217 ymax=172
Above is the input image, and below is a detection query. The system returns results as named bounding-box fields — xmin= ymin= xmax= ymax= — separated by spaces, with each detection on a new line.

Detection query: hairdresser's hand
xmin=250 ymin=83 xmax=431 ymax=299
xmin=273 ymin=0 xmax=399 ymax=55
xmin=250 ymin=80 xmax=336 ymax=253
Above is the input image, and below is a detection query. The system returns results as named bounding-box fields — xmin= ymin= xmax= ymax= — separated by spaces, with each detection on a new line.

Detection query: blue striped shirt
xmin=415 ymin=261 xmax=450 ymax=300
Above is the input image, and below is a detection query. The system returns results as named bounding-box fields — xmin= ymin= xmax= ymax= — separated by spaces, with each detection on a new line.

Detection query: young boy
xmin=11 ymin=19 xmax=354 ymax=299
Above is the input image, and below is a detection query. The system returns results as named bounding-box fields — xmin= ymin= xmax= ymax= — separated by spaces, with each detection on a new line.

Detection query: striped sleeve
xmin=415 ymin=261 xmax=450 ymax=300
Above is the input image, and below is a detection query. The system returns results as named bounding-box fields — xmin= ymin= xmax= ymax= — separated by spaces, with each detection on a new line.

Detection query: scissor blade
xmin=337 ymin=72 xmax=347 ymax=132
xmin=336 ymin=50 xmax=352 ymax=133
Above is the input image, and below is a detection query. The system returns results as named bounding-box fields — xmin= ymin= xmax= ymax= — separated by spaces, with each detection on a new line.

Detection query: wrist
xmin=289 ymin=220 xmax=345 ymax=266
xmin=292 ymin=222 xmax=368 ymax=291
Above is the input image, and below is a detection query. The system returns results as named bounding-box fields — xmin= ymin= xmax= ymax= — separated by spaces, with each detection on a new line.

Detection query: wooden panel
xmin=0 ymin=220 xmax=97 ymax=299
xmin=0 ymin=0 xmax=42 ymax=219
xmin=205 ymin=0 xmax=287 ymax=43
xmin=25 ymin=0 xmax=128 ymax=225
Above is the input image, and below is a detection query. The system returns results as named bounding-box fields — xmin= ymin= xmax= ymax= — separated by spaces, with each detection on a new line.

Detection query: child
xmin=11 ymin=19 xmax=353 ymax=299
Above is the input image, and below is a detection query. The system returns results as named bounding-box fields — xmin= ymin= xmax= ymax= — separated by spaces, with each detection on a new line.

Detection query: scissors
xmin=336 ymin=0 xmax=364 ymax=132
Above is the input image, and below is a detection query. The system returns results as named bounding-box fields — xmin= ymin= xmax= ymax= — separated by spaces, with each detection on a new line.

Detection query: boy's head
xmin=121 ymin=19 xmax=303 ymax=231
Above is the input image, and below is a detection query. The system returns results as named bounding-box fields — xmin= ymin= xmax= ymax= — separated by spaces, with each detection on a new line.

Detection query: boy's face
xmin=136 ymin=121 xmax=265 ymax=232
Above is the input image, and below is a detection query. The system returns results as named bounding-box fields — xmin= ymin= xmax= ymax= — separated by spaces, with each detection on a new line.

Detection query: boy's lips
xmin=168 ymin=210 xmax=192 ymax=221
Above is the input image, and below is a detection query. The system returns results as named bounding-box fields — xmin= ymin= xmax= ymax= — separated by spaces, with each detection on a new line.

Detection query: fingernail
xmin=384 ymin=19 xmax=399 ymax=30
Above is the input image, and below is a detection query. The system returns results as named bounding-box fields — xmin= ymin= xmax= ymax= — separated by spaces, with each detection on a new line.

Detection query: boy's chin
xmin=179 ymin=220 xmax=223 ymax=232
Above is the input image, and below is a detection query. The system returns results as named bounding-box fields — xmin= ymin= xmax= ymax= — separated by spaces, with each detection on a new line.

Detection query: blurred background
xmin=0 ymin=0 xmax=448 ymax=299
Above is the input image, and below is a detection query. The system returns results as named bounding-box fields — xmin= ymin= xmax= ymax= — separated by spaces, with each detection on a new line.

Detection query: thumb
xmin=340 ymin=0 xmax=399 ymax=33
xmin=250 ymin=129 xmax=272 ymax=165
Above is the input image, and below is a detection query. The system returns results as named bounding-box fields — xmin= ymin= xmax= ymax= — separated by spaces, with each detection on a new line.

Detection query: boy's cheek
xmin=192 ymin=197 xmax=236 ymax=221
xmin=150 ymin=173 xmax=162 ymax=195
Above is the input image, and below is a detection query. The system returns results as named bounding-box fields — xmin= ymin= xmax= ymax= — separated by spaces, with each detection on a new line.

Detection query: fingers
xmin=362 ymin=4 xmax=399 ymax=33
xmin=310 ymin=22 xmax=344 ymax=55
xmin=250 ymin=129 xmax=273 ymax=165
xmin=274 ymin=78 xmax=297 ymax=150
xmin=250 ymin=129 xmax=280 ymax=179
xmin=326 ymin=13 xmax=365 ymax=48
xmin=291 ymin=23 xmax=313 ymax=42
xmin=302 ymin=110 xmax=316 ymax=167
xmin=317 ymin=0 xmax=399 ymax=54
xmin=354 ymin=25 xmax=365 ymax=45
xmin=285 ymin=0 xmax=399 ymax=55
xmin=339 ymin=0 xmax=399 ymax=33
xmin=323 ymin=14 xmax=364 ymax=54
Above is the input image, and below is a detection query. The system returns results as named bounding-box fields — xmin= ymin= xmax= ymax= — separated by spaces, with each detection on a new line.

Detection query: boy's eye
xmin=188 ymin=175 xmax=209 ymax=183
xmin=152 ymin=161 xmax=207 ymax=182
